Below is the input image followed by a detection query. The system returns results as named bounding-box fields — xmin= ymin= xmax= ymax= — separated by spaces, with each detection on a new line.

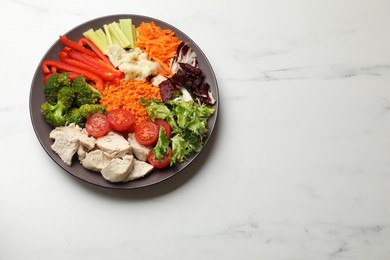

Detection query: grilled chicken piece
xmin=49 ymin=123 xmax=83 ymax=166
xmin=51 ymin=133 xmax=79 ymax=166
xmin=123 ymin=159 xmax=154 ymax=182
xmin=81 ymin=149 xmax=112 ymax=172
xmin=101 ymin=155 xmax=135 ymax=182
xmin=127 ymin=133 xmax=150 ymax=161
xmin=96 ymin=132 xmax=131 ymax=157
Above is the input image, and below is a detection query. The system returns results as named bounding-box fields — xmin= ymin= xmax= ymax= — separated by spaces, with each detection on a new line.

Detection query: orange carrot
xmin=100 ymin=79 xmax=162 ymax=125
xmin=136 ymin=22 xmax=182 ymax=77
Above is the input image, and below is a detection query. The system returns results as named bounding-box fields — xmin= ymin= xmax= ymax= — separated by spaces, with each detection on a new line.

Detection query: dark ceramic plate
xmin=29 ymin=14 xmax=219 ymax=189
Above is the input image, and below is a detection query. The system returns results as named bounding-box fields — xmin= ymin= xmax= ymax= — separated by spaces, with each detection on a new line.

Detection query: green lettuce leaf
xmin=143 ymin=99 xmax=215 ymax=165
xmin=153 ymin=128 xmax=170 ymax=161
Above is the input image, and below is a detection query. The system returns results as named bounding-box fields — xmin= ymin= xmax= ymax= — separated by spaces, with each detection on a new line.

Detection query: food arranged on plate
xmin=39 ymin=18 xmax=216 ymax=183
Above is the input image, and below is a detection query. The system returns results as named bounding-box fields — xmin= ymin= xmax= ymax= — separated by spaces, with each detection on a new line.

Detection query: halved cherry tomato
xmin=107 ymin=108 xmax=135 ymax=132
xmin=155 ymin=119 xmax=172 ymax=139
xmin=85 ymin=113 xmax=109 ymax=138
xmin=134 ymin=120 xmax=159 ymax=146
xmin=148 ymin=147 xmax=172 ymax=169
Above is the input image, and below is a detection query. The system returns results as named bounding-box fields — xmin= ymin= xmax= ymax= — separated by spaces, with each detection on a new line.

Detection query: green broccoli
xmin=65 ymin=104 xmax=107 ymax=128
xmin=78 ymin=104 xmax=107 ymax=118
xmin=41 ymin=102 xmax=67 ymax=127
xmin=40 ymin=86 xmax=76 ymax=127
xmin=41 ymin=74 xmax=106 ymax=128
xmin=44 ymin=72 xmax=71 ymax=105
xmin=71 ymin=76 xmax=103 ymax=107
xmin=58 ymin=87 xmax=76 ymax=108
xmin=66 ymin=108 xmax=86 ymax=127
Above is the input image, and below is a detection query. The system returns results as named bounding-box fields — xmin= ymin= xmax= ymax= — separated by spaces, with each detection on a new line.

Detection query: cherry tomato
xmin=85 ymin=113 xmax=109 ymax=138
xmin=134 ymin=120 xmax=159 ymax=146
xmin=107 ymin=108 xmax=135 ymax=132
xmin=148 ymin=147 xmax=172 ymax=169
xmin=155 ymin=119 xmax=172 ymax=139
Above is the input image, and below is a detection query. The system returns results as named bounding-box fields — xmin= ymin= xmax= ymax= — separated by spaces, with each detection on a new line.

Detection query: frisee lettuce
xmin=153 ymin=127 xmax=170 ymax=161
xmin=142 ymin=99 xmax=214 ymax=165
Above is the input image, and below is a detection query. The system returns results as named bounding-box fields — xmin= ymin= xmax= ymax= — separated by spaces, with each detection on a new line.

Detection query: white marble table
xmin=1 ymin=0 xmax=390 ymax=259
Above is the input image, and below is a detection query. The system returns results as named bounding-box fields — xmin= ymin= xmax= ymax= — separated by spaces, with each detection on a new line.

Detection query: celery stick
xmin=111 ymin=32 xmax=120 ymax=46
xmin=119 ymin=19 xmax=134 ymax=48
xmin=103 ymin=24 xmax=113 ymax=46
xmin=83 ymin=29 xmax=108 ymax=52
xmin=108 ymin=22 xmax=131 ymax=48
xmin=95 ymin=29 xmax=109 ymax=46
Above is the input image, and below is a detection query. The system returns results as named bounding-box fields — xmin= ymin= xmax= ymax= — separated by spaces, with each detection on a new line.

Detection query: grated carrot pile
xmin=100 ymin=79 xmax=161 ymax=125
xmin=136 ymin=22 xmax=182 ymax=77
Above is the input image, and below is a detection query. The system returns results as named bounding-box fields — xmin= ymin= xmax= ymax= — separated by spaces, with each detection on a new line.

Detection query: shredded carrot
xmin=136 ymin=22 xmax=182 ymax=77
xmin=100 ymin=79 xmax=161 ymax=125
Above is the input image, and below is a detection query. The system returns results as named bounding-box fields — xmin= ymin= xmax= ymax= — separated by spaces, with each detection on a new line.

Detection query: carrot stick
xmin=135 ymin=22 xmax=182 ymax=77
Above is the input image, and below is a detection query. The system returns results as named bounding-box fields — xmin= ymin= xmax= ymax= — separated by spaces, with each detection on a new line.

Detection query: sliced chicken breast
xmin=96 ymin=132 xmax=132 ymax=157
xmin=78 ymin=129 xmax=96 ymax=150
xmin=49 ymin=123 xmax=82 ymax=139
xmin=127 ymin=133 xmax=150 ymax=161
xmin=124 ymin=159 xmax=154 ymax=182
xmin=101 ymin=155 xmax=134 ymax=182
xmin=81 ymin=149 xmax=112 ymax=172
xmin=50 ymin=132 xmax=80 ymax=166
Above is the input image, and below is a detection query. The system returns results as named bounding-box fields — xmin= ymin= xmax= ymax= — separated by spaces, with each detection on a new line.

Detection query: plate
xmin=29 ymin=14 xmax=219 ymax=189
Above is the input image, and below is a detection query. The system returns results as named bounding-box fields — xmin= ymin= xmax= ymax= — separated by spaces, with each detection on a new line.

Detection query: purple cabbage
xmin=159 ymin=62 xmax=216 ymax=105
xmin=170 ymin=42 xmax=198 ymax=74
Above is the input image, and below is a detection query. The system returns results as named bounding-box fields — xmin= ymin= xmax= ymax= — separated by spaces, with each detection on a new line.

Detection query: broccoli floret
xmin=44 ymin=73 xmax=71 ymax=105
xmin=41 ymin=102 xmax=67 ymax=127
xmin=72 ymin=76 xmax=103 ymax=106
xmin=65 ymin=104 xmax=107 ymax=128
xmin=41 ymin=74 xmax=106 ymax=128
xmin=66 ymin=108 xmax=86 ymax=127
xmin=57 ymin=87 xmax=76 ymax=108
xmin=78 ymin=104 xmax=107 ymax=118
xmin=41 ymin=86 xmax=76 ymax=127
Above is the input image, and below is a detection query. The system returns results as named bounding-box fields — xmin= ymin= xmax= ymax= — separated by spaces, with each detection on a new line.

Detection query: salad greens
xmin=153 ymin=128 xmax=170 ymax=161
xmin=143 ymin=99 xmax=215 ymax=165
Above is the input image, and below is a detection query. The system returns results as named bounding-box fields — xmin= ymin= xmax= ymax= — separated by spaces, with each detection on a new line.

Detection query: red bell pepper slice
xmin=41 ymin=60 xmax=104 ymax=92
xmin=77 ymin=37 xmax=114 ymax=68
xmin=59 ymin=35 xmax=98 ymax=58
xmin=58 ymin=51 xmax=117 ymax=81
xmin=65 ymin=49 xmax=122 ymax=78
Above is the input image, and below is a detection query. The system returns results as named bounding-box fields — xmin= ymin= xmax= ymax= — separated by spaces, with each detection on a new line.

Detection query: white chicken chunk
xmin=127 ymin=133 xmax=151 ymax=161
xmin=50 ymin=124 xmax=97 ymax=165
xmin=81 ymin=150 xmax=112 ymax=172
xmin=123 ymin=159 xmax=154 ymax=182
xmin=77 ymin=145 xmax=87 ymax=161
xmin=50 ymin=124 xmax=82 ymax=166
xmin=101 ymin=155 xmax=135 ymax=182
xmin=95 ymin=132 xmax=131 ymax=157
xmin=79 ymin=129 xmax=96 ymax=150
xmin=49 ymin=123 xmax=82 ymax=139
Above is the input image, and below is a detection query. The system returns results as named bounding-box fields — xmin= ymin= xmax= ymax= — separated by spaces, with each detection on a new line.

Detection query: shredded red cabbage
xmin=159 ymin=42 xmax=215 ymax=105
